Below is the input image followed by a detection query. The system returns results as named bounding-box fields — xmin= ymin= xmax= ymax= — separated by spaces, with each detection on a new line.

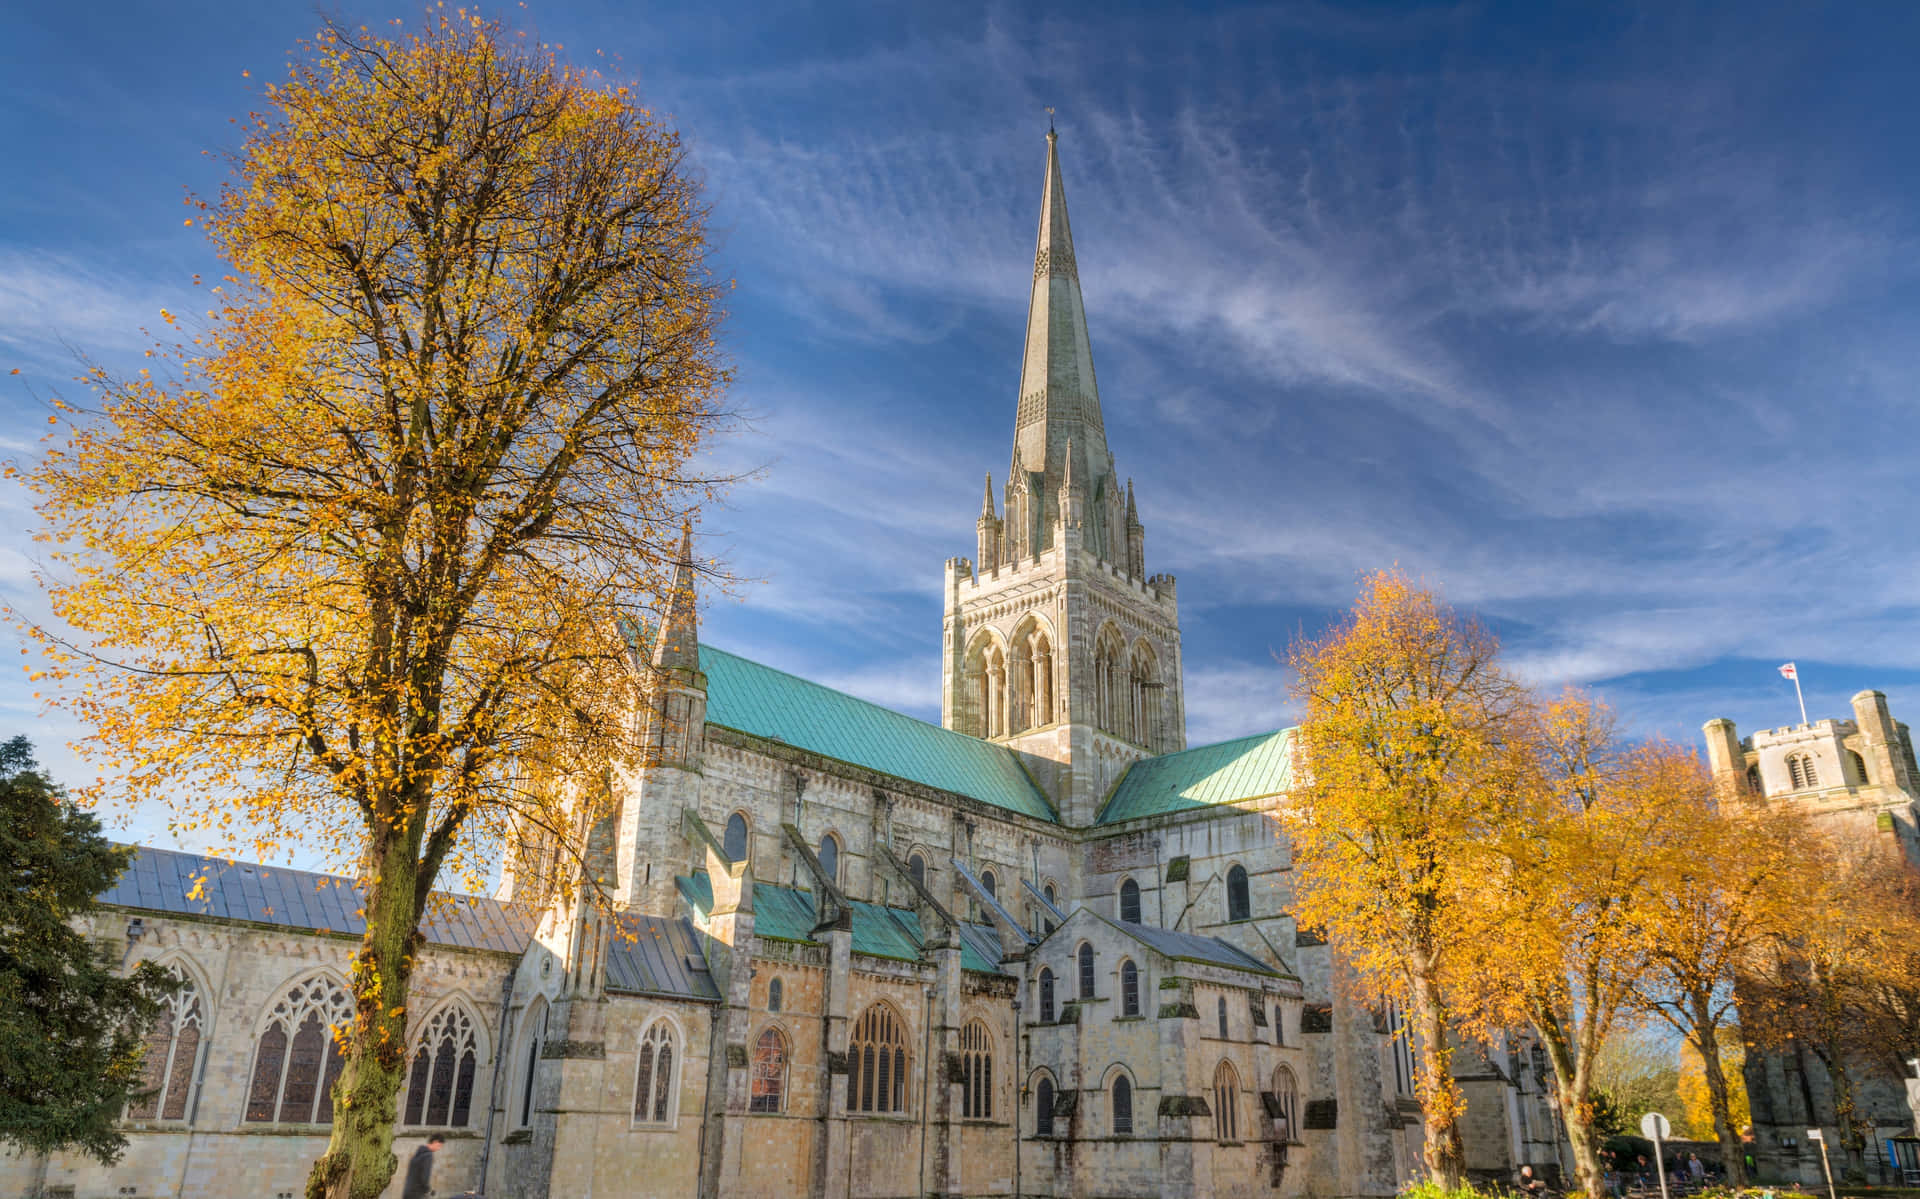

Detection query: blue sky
xmin=4 ymin=2 xmax=1919 ymax=863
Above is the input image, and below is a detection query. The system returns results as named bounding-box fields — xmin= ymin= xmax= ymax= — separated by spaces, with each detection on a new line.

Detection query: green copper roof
xmin=699 ymin=645 xmax=1054 ymax=822
xmin=676 ymin=873 xmax=1005 ymax=975
xmin=1097 ymin=729 xmax=1294 ymax=825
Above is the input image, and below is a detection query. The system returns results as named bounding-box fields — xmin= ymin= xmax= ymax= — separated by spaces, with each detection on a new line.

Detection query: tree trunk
xmin=306 ymin=841 xmax=425 ymax=1199
xmin=1686 ymin=989 xmax=1746 ymax=1186
xmin=1534 ymin=1010 xmax=1604 ymax=1199
xmin=1409 ymin=971 xmax=1468 ymax=1189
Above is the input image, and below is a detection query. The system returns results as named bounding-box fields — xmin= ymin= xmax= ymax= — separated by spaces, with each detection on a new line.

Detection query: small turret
xmin=975 ymin=473 xmax=1001 ymax=574
xmin=1125 ymin=478 xmax=1144 ymax=578
xmin=640 ymin=523 xmax=707 ymax=770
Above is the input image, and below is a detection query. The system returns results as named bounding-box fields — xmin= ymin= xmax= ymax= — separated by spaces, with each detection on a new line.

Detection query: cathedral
xmin=3 ymin=133 xmax=1564 ymax=1199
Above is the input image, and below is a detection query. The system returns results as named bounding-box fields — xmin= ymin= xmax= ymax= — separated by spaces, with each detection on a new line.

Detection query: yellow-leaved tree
xmin=1677 ymin=1038 xmax=1749 ymax=1142
xmin=1458 ymin=692 xmax=1704 ymax=1199
xmin=1283 ymin=572 xmax=1527 ymax=1188
xmin=1629 ymin=778 xmax=1807 ymax=1184
xmin=19 ymin=14 xmax=728 ymax=1199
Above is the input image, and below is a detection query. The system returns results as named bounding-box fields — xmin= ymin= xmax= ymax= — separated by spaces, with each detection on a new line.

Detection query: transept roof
xmin=1096 ymin=728 xmax=1294 ymax=824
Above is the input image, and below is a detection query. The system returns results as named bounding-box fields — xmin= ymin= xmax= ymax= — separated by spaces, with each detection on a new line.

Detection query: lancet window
xmin=1009 ymin=617 xmax=1055 ymax=733
xmin=402 ymin=1002 xmax=480 ymax=1127
xmin=1119 ymin=877 xmax=1141 ymax=923
xmin=1112 ymin=1071 xmax=1134 ymax=1135
xmin=1035 ymin=1075 xmax=1056 ymax=1136
xmin=962 ymin=633 xmax=1011 ymax=739
xmin=1787 ymin=752 xmax=1819 ymax=790
xmin=245 ymin=974 xmax=352 ymax=1124
xmin=127 ymin=974 xmax=205 ymax=1121
xmin=1273 ymin=1066 xmax=1299 ymax=1141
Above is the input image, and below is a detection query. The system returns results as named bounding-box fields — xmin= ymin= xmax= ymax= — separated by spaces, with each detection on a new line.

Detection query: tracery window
xmin=1077 ymin=943 xmax=1095 ymax=1000
xmin=724 ymin=812 xmax=749 ymax=863
xmin=1119 ymin=877 xmax=1141 ymax=924
xmin=750 ymin=1026 xmax=788 ymax=1114
xmin=1038 ymin=968 xmax=1056 ymax=1023
xmin=847 ymin=1004 xmax=909 ymax=1114
xmin=402 ymin=1003 xmax=479 ymax=1127
xmin=127 ymin=974 xmax=204 ymax=1121
xmin=818 ymin=833 xmax=840 ymax=885
xmin=1227 ymin=864 xmax=1251 ymax=922
xmin=1112 ymin=1072 xmax=1133 ymax=1135
xmin=1273 ymin=1065 xmax=1299 ymax=1141
xmin=963 ymin=634 xmax=1011 ymax=739
xmin=1120 ymin=959 xmax=1140 ymax=1017
xmin=1129 ymin=639 xmax=1162 ymax=752
xmin=1214 ymin=1059 xmax=1240 ymax=1143
xmin=245 ymin=974 xmax=352 ymax=1124
xmin=959 ymin=1020 xmax=993 ymax=1119
xmin=1036 ymin=1075 xmax=1056 ymax=1136
xmin=633 ymin=1019 xmax=678 ymax=1125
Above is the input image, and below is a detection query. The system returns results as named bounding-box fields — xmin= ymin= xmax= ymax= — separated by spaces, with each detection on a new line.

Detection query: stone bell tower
xmin=940 ymin=128 xmax=1185 ymax=827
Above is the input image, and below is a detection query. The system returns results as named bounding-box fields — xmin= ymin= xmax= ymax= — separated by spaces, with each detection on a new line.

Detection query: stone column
xmin=819 ymin=928 xmax=854 ymax=1199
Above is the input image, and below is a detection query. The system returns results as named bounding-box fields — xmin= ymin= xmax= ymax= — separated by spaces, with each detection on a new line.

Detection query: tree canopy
xmin=0 ymin=737 xmax=178 ymax=1165
xmin=21 ymin=12 xmax=731 ymax=1197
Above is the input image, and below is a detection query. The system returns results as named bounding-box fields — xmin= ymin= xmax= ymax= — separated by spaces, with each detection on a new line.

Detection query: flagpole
xmin=1794 ymin=672 xmax=1808 ymax=726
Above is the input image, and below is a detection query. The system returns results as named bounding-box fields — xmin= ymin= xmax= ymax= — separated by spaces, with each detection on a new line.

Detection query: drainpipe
xmin=475 ymin=971 xmax=516 ymax=1191
xmin=1013 ymin=990 xmax=1025 ymax=1199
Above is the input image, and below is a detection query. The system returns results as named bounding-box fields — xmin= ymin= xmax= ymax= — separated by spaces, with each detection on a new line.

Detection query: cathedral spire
xmin=1014 ymin=127 xmax=1108 ymax=496
xmin=651 ymin=521 xmax=700 ymax=673
xmin=981 ymin=473 xmax=997 ymax=518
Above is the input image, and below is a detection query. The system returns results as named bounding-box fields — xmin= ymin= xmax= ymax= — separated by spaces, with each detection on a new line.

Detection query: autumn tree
xmin=0 ymin=737 xmax=180 ymax=1165
xmin=1458 ymin=692 xmax=1703 ymax=1199
xmin=1678 ymin=1037 xmax=1749 ymax=1142
xmin=1283 ymin=572 xmax=1528 ymax=1188
xmin=1591 ymin=1026 xmax=1684 ymax=1139
xmin=1630 ymin=780 xmax=1807 ymax=1184
xmin=1743 ymin=837 xmax=1920 ymax=1182
xmin=19 ymin=14 xmax=728 ymax=1199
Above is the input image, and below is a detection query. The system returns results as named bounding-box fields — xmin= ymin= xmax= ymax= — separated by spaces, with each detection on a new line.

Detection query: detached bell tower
xmin=940 ymin=128 xmax=1185 ymax=826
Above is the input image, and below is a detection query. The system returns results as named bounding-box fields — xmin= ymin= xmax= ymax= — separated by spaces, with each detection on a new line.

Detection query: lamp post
xmin=1809 ymin=1128 xmax=1838 ymax=1199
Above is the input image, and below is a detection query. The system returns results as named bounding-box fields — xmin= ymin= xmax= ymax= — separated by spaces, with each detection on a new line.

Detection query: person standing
xmin=1688 ymin=1153 xmax=1705 ymax=1183
xmin=402 ymin=1134 xmax=444 ymax=1199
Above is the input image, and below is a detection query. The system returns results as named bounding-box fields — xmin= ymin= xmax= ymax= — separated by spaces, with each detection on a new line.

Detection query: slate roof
xmin=1104 ymin=915 xmax=1285 ymax=977
xmin=699 ymin=645 xmax=1055 ymax=823
xmin=1097 ymin=729 xmax=1294 ymax=825
xmin=677 ymin=873 xmax=1006 ymax=976
xmin=101 ymin=846 xmax=537 ymax=955
xmin=606 ymin=912 xmax=721 ymax=1002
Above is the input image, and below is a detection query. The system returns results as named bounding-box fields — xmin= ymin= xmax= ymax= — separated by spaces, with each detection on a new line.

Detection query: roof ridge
xmin=121 ymin=844 xmax=507 ymax=906
xmin=1149 ymin=726 xmax=1295 ymax=759
xmin=701 ymin=644 xmax=957 ymax=736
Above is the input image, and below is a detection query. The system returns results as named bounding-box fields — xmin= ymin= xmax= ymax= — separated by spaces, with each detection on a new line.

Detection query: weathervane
xmin=1046 ymin=106 xmax=1055 ymax=134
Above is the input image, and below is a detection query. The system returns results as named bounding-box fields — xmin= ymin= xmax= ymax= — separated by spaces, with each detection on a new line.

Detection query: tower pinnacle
xmin=651 ymin=521 xmax=700 ymax=672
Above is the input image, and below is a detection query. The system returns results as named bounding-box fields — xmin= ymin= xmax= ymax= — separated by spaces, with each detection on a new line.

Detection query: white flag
xmin=1779 ymin=663 xmax=1798 ymax=680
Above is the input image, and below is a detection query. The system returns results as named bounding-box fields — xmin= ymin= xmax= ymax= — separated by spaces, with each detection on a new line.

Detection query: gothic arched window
xmin=768 ymin=977 xmax=783 ymax=1013
xmin=963 ymin=632 xmax=1011 ymax=739
xmin=1038 ymin=968 xmax=1055 ymax=1023
xmin=1120 ymin=959 xmax=1140 ymax=1017
xmin=1129 ymin=639 xmax=1161 ymax=752
xmin=1218 ymin=995 xmax=1230 ymax=1039
xmin=1273 ymin=1065 xmax=1299 ymax=1142
xmin=1036 ymin=1075 xmax=1056 ymax=1136
xmin=127 ymin=973 xmax=205 ymax=1121
xmin=1077 ymin=943 xmax=1096 ymax=1000
xmin=245 ymin=974 xmax=352 ymax=1124
xmin=402 ymin=1003 xmax=480 ymax=1127
xmin=1112 ymin=1072 xmax=1133 ymax=1136
xmin=847 ymin=1004 xmax=909 ymax=1114
xmin=960 ymin=1020 xmax=993 ymax=1119
xmin=516 ymin=997 xmax=547 ymax=1127
xmin=1787 ymin=752 xmax=1819 ymax=790
xmin=1214 ymin=1060 xmax=1240 ymax=1143
xmin=633 ymin=1019 xmax=678 ymax=1125
xmin=1119 ymin=877 xmax=1141 ymax=923
xmin=724 ymin=812 xmax=749 ymax=863
xmin=750 ymin=1026 xmax=788 ymax=1114
xmin=981 ymin=868 xmax=997 ymax=899
xmin=817 ymin=833 xmax=840 ymax=885
xmin=907 ymin=852 xmax=927 ymax=888
xmin=1746 ymin=763 xmax=1762 ymax=795
xmin=1227 ymin=864 xmax=1251 ymax=922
